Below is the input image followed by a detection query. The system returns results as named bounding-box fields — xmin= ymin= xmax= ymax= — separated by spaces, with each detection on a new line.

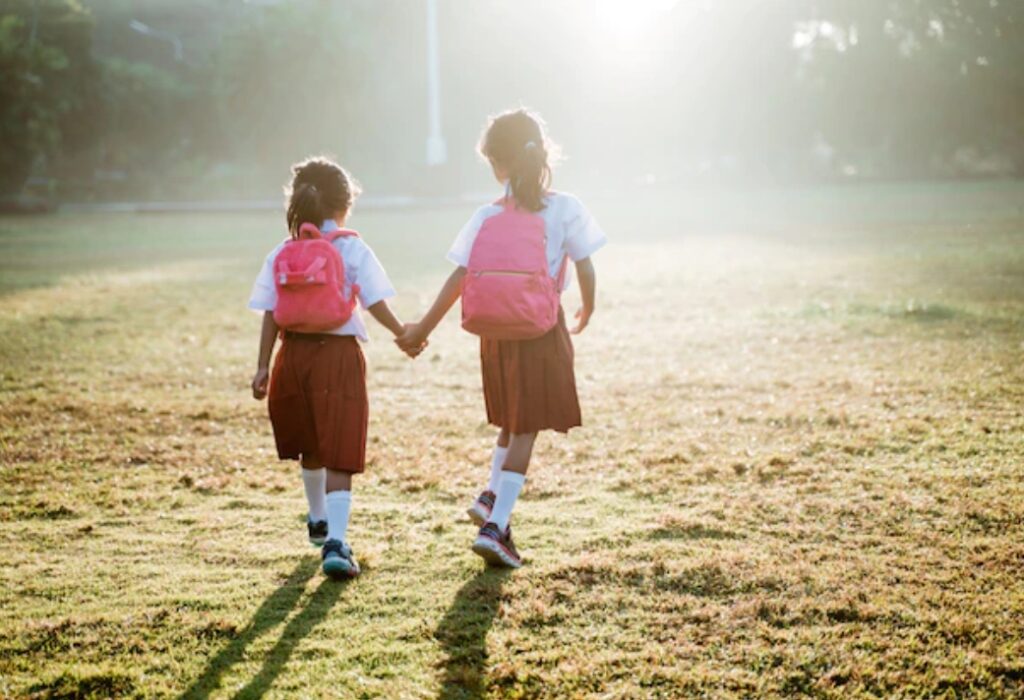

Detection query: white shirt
xmin=248 ymin=220 xmax=395 ymax=341
xmin=446 ymin=192 xmax=608 ymax=288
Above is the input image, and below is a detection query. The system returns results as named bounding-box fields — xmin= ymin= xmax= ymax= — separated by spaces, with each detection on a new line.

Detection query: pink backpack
xmin=461 ymin=200 xmax=566 ymax=340
xmin=272 ymin=223 xmax=360 ymax=333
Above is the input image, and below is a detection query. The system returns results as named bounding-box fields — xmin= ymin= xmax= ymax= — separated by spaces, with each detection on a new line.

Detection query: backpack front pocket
xmin=462 ymin=270 xmax=558 ymax=340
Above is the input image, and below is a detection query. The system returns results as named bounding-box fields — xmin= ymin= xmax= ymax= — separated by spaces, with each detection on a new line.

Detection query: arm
xmin=367 ymin=299 xmax=405 ymax=337
xmin=251 ymin=311 xmax=279 ymax=399
xmin=571 ymin=257 xmax=596 ymax=334
xmin=398 ymin=266 xmax=466 ymax=348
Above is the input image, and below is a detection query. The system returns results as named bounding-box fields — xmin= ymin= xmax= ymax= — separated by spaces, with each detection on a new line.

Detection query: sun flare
xmin=590 ymin=0 xmax=680 ymax=49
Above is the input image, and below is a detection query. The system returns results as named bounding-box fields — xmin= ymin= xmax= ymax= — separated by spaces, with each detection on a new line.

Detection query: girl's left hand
xmin=571 ymin=306 xmax=593 ymax=334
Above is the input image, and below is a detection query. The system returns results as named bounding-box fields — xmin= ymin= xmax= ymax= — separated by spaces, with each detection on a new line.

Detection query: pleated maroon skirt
xmin=480 ymin=308 xmax=582 ymax=435
xmin=268 ymin=333 xmax=368 ymax=473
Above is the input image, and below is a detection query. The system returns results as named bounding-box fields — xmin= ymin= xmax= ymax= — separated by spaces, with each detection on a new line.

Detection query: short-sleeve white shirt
xmin=446 ymin=192 xmax=608 ymax=288
xmin=247 ymin=220 xmax=395 ymax=341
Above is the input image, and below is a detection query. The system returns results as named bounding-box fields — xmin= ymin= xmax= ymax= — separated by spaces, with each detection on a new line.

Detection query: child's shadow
xmin=179 ymin=555 xmax=346 ymax=700
xmin=435 ymin=568 xmax=511 ymax=700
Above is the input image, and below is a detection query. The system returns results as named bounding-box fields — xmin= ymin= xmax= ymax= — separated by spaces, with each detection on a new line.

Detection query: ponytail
xmin=480 ymin=108 xmax=557 ymax=213
xmin=286 ymin=183 xmax=324 ymax=238
xmin=509 ymin=140 xmax=551 ymax=213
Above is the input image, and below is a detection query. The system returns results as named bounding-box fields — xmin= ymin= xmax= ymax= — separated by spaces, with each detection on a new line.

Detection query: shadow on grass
xmin=179 ymin=555 xmax=346 ymax=700
xmin=435 ymin=568 xmax=510 ymax=700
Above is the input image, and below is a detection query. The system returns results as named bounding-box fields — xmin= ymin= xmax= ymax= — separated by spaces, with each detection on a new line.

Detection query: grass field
xmin=1 ymin=182 xmax=1023 ymax=699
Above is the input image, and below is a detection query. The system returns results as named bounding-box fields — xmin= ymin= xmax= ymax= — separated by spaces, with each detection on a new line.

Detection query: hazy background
xmin=2 ymin=0 xmax=1022 ymax=205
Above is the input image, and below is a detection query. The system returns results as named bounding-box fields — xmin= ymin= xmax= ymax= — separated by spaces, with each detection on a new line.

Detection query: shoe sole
xmin=467 ymin=504 xmax=490 ymax=526
xmin=310 ymin=537 xmax=326 ymax=547
xmin=323 ymin=559 xmax=360 ymax=580
xmin=472 ymin=537 xmax=521 ymax=568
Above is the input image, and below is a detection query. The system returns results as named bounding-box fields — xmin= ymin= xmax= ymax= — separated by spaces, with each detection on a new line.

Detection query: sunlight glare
xmin=591 ymin=0 xmax=680 ymax=50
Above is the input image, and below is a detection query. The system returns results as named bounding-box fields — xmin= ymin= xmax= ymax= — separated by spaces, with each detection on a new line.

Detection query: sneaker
xmin=472 ymin=522 xmax=522 ymax=568
xmin=307 ymin=518 xmax=328 ymax=547
xmin=322 ymin=539 xmax=360 ymax=579
xmin=467 ymin=490 xmax=496 ymax=526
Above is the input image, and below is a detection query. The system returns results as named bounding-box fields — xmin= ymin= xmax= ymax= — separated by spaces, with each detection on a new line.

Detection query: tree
xmin=0 ymin=0 xmax=97 ymax=196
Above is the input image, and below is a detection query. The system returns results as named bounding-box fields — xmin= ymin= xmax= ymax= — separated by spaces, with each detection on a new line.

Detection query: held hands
xmin=251 ymin=367 xmax=270 ymax=400
xmin=571 ymin=306 xmax=594 ymax=335
xmin=395 ymin=322 xmax=429 ymax=359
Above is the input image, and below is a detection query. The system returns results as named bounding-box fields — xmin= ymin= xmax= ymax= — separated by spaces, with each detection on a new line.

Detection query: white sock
xmin=486 ymin=446 xmax=509 ymax=493
xmin=325 ymin=490 xmax=352 ymax=543
xmin=301 ymin=467 xmax=327 ymax=522
xmin=488 ymin=471 xmax=525 ymax=530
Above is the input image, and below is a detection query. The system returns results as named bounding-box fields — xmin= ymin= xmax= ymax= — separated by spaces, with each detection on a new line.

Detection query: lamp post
xmin=425 ymin=0 xmax=447 ymax=166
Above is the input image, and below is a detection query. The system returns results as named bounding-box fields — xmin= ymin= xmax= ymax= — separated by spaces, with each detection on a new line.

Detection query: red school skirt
xmin=268 ymin=333 xmax=368 ymax=473
xmin=480 ymin=308 xmax=582 ymax=435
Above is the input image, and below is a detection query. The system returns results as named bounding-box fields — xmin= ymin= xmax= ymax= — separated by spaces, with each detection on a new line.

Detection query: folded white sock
xmin=489 ymin=471 xmax=525 ymax=530
xmin=325 ymin=490 xmax=352 ymax=543
xmin=486 ymin=446 xmax=509 ymax=493
xmin=301 ymin=467 xmax=327 ymax=522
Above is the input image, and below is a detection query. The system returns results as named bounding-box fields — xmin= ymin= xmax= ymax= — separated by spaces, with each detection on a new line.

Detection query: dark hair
xmin=285 ymin=157 xmax=361 ymax=237
xmin=479 ymin=108 xmax=557 ymax=213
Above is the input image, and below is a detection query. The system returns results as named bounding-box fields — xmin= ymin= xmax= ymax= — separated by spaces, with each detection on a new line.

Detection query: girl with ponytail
xmin=397 ymin=108 xmax=608 ymax=568
xmin=248 ymin=156 xmax=419 ymax=580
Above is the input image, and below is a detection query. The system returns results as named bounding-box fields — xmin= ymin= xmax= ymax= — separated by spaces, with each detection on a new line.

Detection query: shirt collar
xmin=321 ymin=219 xmax=339 ymax=233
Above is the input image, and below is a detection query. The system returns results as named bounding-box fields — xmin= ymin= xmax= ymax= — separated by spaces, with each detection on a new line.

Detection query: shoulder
xmin=545 ymin=190 xmax=580 ymax=205
xmin=264 ymin=240 xmax=288 ymax=262
xmin=456 ymin=203 xmax=502 ymax=240
xmin=544 ymin=191 xmax=586 ymax=215
xmin=469 ymin=202 xmax=503 ymax=225
xmin=331 ymin=231 xmax=368 ymax=254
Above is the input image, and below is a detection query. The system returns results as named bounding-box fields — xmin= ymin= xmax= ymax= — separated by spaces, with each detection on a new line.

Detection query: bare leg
xmin=326 ymin=470 xmax=352 ymax=493
xmin=497 ymin=427 xmax=511 ymax=448
xmin=501 ymin=432 xmax=537 ymax=476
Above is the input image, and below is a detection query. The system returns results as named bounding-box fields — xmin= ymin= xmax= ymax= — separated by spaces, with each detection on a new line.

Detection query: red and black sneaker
xmin=467 ymin=490 xmax=496 ymax=526
xmin=472 ymin=522 xmax=522 ymax=568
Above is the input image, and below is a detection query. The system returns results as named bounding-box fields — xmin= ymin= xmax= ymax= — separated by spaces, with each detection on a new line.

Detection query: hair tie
xmin=524 ymin=141 xmax=538 ymax=151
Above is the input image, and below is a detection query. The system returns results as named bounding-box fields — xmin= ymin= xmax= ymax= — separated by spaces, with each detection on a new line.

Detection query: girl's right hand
xmin=251 ymin=367 xmax=270 ymax=400
xmin=571 ymin=306 xmax=593 ymax=334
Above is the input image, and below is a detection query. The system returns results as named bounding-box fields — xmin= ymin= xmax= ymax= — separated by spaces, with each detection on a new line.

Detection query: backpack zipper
xmin=474 ymin=270 xmax=534 ymax=277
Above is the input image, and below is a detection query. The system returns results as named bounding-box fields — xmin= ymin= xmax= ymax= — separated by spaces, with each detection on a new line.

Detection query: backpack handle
xmin=297 ymin=222 xmax=321 ymax=239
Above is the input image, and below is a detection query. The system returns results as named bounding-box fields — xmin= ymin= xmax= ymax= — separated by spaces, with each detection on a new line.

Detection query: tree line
xmin=0 ymin=0 xmax=1020 ymax=203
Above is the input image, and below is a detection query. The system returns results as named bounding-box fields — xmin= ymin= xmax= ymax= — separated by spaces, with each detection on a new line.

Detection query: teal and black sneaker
xmin=471 ymin=522 xmax=522 ymax=568
xmin=322 ymin=539 xmax=360 ymax=579
xmin=307 ymin=518 xmax=328 ymax=547
xmin=467 ymin=490 xmax=496 ymax=526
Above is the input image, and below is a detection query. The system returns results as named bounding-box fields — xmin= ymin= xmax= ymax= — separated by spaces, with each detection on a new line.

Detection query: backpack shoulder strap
xmin=554 ymin=253 xmax=569 ymax=291
xmin=324 ymin=228 xmax=359 ymax=242
xmin=493 ymin=196 xmax=516 ymax=211
xmin=321 ymin=229 xmax=361 ymax=304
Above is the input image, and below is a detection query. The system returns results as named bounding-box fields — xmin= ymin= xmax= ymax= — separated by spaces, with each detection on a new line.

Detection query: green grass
xmin=2 ymin=183 xmax=1024 ymax=698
